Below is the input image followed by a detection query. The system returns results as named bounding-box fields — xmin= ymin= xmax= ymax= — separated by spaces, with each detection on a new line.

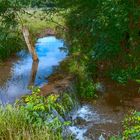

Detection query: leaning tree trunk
xmin=22 ymin=26 xmax=38 ymax=61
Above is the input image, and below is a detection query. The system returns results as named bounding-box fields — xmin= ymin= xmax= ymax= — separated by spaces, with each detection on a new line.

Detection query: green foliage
xmin=76 ymin=79 xmax=96 ymax=98
xmin=67 ymin=55 xmax=96 ymax=98
xmin=0 ymin=105 xmax=61 ymax=140
xmin=0 ymin=1 xmax=60 ymax=60
xmin=0 ymin=87 xmax=74 ymax=139
xmin=110 ymin=111 xmax=140 ymax=140
xmin=123 ymin=111 xmax=140 ymax=139
xmin=0 ymin=0 xmax=25 ymax=60
xmin=136 ymin=79 xmax=140 ymax=84
xmin=110 ymin=67 xmax=140 ymax=84
xmin=109 ymin=136 xmax=122 ymax=140
xmin=17 ymin=87 xmax=73 ymax=130
xmin=54 ymin=0 xmax=140 ymax=87
xmin=0 ymin=27 xmax=25 ymax=60
xmin=111 ymin=70 xmax=129 ymax=84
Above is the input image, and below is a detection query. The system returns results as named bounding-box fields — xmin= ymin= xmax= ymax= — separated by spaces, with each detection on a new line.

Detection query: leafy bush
xmin=68 ymin=55 xmax=96 ymax=98
xmin=110 ymin=111 xmax=140 ymax=140
xmin=0 ymin=105 xmax=61 ymax=140
xmin=110 ymin=69 xmax=129 ymax=84
xmin=123 ymin=111 xmax=140 ymax=140
xmin=0 ymin=27 xmax=25 ymax=60
xmin=75 ymin=78 xmax=96 ymax=98
xmin=110 ymin=67 xmax=140 ymax=84
xmin=0 ymin=87 xmax=74 ymax=139
xmin=54 ymin=0 xmax=140 ymax=88
xmin=17 ymin=87 xmax=73 ymax=129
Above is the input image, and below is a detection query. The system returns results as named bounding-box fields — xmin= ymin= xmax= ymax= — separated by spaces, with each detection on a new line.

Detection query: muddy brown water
xmin=67 ymin=79 xmax=140 ymax=140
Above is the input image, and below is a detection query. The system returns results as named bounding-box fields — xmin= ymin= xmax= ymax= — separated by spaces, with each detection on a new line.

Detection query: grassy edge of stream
xmin=0 ymin=8 xmax=140 ymax=140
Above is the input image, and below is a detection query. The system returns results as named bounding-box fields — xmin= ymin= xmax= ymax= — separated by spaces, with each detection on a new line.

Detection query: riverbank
xmin=0 ymin=39 xmax=140 ymax=139
xmin=0 ymin=9 xmax=140 ymax=139
xmin=1 ymin=1 xmax=140 ymax=139
xmin=39 ymin=56 xmax=140 ymax=139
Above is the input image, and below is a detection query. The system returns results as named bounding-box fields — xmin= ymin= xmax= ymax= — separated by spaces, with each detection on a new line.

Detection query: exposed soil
xmin=37 ymin=28 xmax=56 ymax=38
xmin=40 ymin=72 xmax=73 ymax=96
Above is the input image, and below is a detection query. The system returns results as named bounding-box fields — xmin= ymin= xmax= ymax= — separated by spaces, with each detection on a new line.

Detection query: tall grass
xmin=0 ymin=105 xmax=62 ymax=140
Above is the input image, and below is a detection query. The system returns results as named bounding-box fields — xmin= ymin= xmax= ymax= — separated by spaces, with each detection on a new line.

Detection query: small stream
xmin=67 ymin=99 xmax=125 ymax=140
xmin=67 ymin=81 xmax=140 ymax=140
xmin=0 ymin=36 xmax=139 ymax=140
xmin=0 ymin=36 xmax=66 ymax=104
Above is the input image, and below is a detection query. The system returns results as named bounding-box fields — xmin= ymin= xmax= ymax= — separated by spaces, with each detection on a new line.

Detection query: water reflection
xmin=29 ymin=61 xmax=39 ymax=86
xmin=0 ymin=36 xmax=66 ymax=104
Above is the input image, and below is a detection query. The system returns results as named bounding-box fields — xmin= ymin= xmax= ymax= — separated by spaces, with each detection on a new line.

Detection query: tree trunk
xmin=29 ymin=61 xmax=39 ymax=86
xmin=22 ymin=26 xmax=38 ymax=61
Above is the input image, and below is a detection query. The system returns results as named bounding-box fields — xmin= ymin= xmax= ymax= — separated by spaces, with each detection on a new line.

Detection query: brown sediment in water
xmin=39 ymin=68 xmax=140 ymax=139
xmin=99 ymin=77 xmax=140 ymax=110
xmin=77 ymin=77 xmax=140 ymax=139
xmin=0 ymin=56 xmax=18 ymax=85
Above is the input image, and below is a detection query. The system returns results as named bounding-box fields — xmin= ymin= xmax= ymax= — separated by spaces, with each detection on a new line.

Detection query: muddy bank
xmin=0 ymin=56 xmax=18 ymax=85
xmin=96 ymin=77 xmax=140 ymax=110
xmin=40 ymin=67 xmax=140 ymax=140
xmin=40 ymin=73 xmax=73 ymax=96
xmin=68 ymin=77 xmax=140 ymax=139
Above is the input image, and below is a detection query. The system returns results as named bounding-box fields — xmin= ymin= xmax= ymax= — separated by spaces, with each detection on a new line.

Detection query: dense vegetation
xmin=0 ymin=0 xmax=61 ymax=60
xmin=0 ymin=0 xmax=140 ymax=139
xmin=54 ymin=0 xmax=140 ymax=90
xmin=0 ymin=87 xmax=73 ymax=139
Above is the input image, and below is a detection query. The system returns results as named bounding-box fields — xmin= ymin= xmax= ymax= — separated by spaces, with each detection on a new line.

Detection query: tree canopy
xmin=53 ymin=0 xmax=140 ymax=84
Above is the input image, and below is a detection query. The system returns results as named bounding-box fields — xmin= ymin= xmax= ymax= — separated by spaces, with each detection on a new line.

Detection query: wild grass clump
xmin=0 ymin=105 xmax=59 ymax=140
xmin=67 ymin=56 xmax=96 ymax=98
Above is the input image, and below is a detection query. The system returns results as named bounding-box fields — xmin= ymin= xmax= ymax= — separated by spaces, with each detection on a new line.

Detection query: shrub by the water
xmin=122 ymin=111 xmax=140 ymax=140
xmin=110 ymin=111 xmax=140 ymax=140
xmin=0 ymin=87 xmax=74 ymax=140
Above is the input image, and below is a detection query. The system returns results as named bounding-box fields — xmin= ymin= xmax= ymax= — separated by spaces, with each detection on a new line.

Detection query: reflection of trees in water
xmin=29 ymin=61 xmax=39 ymax=86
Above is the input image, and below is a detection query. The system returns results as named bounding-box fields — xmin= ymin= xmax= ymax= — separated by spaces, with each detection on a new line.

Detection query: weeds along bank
xmin=1 ymin=1 xmax=140 ymax=139
xmin=1 ymin=86 xmax=140 ymax=139
xmin=0 ymin=87 xmax=74 ymax=140
xmin=110 ymin=111 xmax=140 ymax=140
